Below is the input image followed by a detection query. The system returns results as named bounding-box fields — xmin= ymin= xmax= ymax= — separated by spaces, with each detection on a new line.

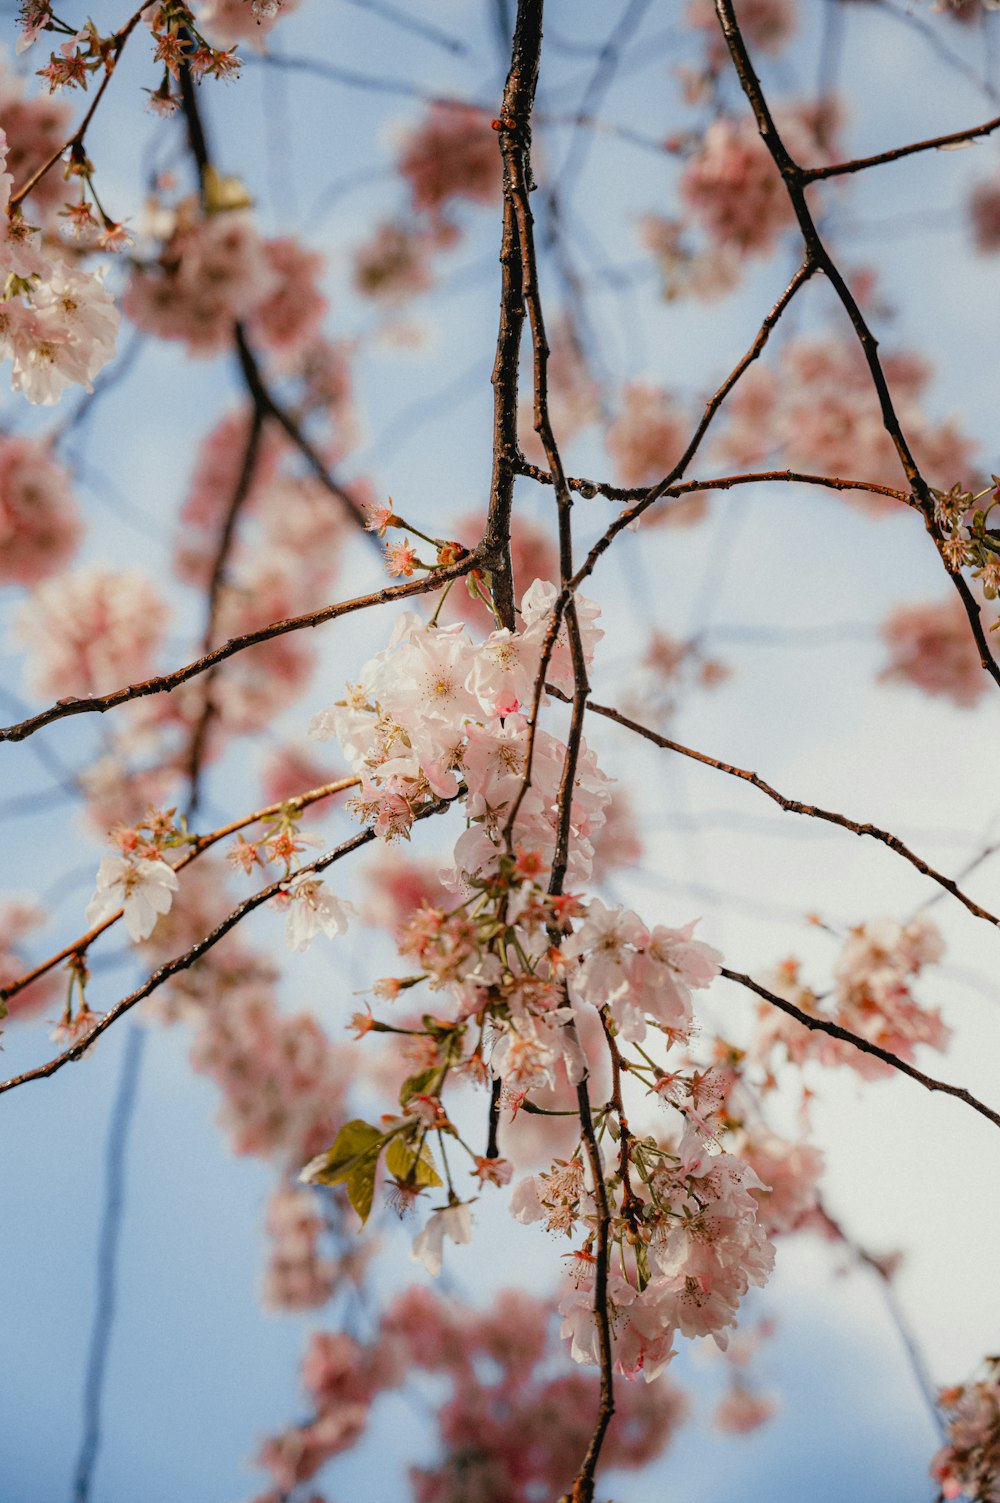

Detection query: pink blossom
xmin=282 ymin=877 xmax=352 ymax=952
xmin=398 ymin=104 xmax=500 ymax=222
xmin=880 ymin=598 xmax=987 ymax=707
xmin=411 ymin=1202 xmax=474 ymax=1276
xmin=15 ymin=567 xmax=170 ymax=697
xmin=193 ymin=0 xmax=300 ymax=49
xmin=714 ymin=1383 xmax=779 ymax=1433
xmin=0 ymin=437 xmax=81 ymax=585
xmin=85 ymin=853 xmax=179 ymax=942
xmin=353 ymin=219 xmax=435 ymax=303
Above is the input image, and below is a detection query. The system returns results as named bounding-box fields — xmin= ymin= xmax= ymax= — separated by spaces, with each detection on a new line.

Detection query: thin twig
xmin=0 ymin=777 xmax=359 ymax=1007
xmin=0 ymin=559 xmax=476 ymax=744
xmin=586 ymin=698 xmax=1000 ymax=931
xmin=721 ymin=967 xmax=1000 ymax=1133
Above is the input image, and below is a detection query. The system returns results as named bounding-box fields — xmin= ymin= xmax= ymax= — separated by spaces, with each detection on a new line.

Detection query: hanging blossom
xmin=932 ymin=1360 xmax=1000 ymax=1502
xmin=302 ymin=575 xmax=775 ymax=1384
xmin=84 ymin=812 xmax=189 ymax=942
xmin=1 ymin=128 xmax=119 ymax=403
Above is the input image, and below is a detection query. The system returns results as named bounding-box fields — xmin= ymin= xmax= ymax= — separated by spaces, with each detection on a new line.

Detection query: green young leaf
xmin=299 ymin=1118 xmax=385 ymax=1187
xmin=385 ymin=1134 xmax=443 ymax=1189
xmin=398 ymin=1067 xmax=439 ymax=1109
xmin=635 ymin=1238 xmax=651 ymax=1294
xmin=348 ymin=1154 xmax=379 ymax=1225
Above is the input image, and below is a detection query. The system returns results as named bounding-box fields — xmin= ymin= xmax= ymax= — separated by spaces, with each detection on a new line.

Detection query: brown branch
xmin=802 ymin=113 xmax=1000 ymax=183
xmin=713 ymin=0 xmax=1000 ymax=694
xmin=0 ymin=557 xmax=477 ymax=744
xmin=583 ymin=698 xmax=1000 ymax=931
xmin=720 ymin=966 xmax=1000 ymax=1133
xmin=567 ymin=260 xmax=817 ymax=591
xmin=571 ymin=1067 xmax=615 ymax=1503
xmin=0 ymin=777 xmax=359 ymax=1008
xmin=518 ymin=463 xmax=912 ymax=507
xmin=8 ymin=2 xmax=155 ymax=210
xmin=232 ymin=326 xmax=374 ymax=538
xmin=0 ymin=796 xmax=453 ymax=1097
xmin=183 ymin=404 xmax=266 ymax=811
xmin=484 ymin=0 xmax=545 ymax=630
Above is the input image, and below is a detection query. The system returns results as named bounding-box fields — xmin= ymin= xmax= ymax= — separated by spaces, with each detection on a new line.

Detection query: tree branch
xmin=721 ymin=966 xmax=1000 ymax=1133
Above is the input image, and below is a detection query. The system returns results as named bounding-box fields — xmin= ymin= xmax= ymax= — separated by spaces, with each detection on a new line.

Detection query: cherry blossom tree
xmin=3 ymin=1 xmax=1000 ymax=1500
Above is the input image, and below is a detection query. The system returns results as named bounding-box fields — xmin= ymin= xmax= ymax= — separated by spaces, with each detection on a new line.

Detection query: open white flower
xmin=283 ymin=875 xmax=352 ymax=952
xmin=86 ymin=854 xmax=179 ymax=942
xmin=410 ymin=1202 xmax=473 ymax=1277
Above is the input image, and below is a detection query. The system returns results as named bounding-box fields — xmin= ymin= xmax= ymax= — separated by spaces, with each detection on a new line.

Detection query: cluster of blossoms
xmin=299 ymin=576 xmax=781 ymax=1385
xmin=0 ymin=436 xmax=80 ymax=586
xmin=622 ymin=628 xmax=731 ymax=726
xmin=714 ymin=334 xmax=977 ymax=512
xmin=309 ymin=576 xmax=607 ymax=850
xmin=1 ymin=126 xmax=118 ymax=402
xmin=758 ymin=915 xmax=948 ymax=1081
xmin=397 ymin=103 xmax=500 ymax=228
xmin=513 ymin=1127 xmax=774 ymax=1381
xmin=124 ymin=198 xmax=327 ymax=362
xmin=880 ymin=596 xmax=989 ymax=708
xmin=932 ymin=1360 xmax=1000 ymax=1502
xmin=678 ymin=101 xmax=838 ymax=262
xmin=85 ymin=808 xmax=190 ymax=942
xmin=605 ymin=381 xmax=708 ymax=526
xmin=252 ymin=1286 xmax=688 ymax=1503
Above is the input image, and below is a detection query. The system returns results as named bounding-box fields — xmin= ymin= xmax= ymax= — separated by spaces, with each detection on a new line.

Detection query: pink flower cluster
xmin=0 ymin=436 xmax=81 ymax=586
xmin=758 ymin=915 xmax=947 ymax=1080
xmin=535 ymin=1129 xmax=773 ymax=1380
xmin=193 ymin=0 xmax=299 ymax=48
xmin=397 ymin=104 xmax=500 ymax=224
xmin=564 ymin=896 xmax=722 ymax=1045
xmin=262 ymin=1183 xmax=340 ymax=1311
xmin=15 ymin=566 xmax=170 ymax=697
xmin=2 ymin=128 xmax=119 ymax=403
xmin=680 ymin=103 xmax=836 ymax=261
xmin=254 ymin=1286 xmax=687 ymax=1501
xmin=0 ymin=895 xmax=58 ymax=1021
xmin=124 ymin=207 xmax=326 ymax=362
xmin=606 ymin=382 xmax=707 ymax=526
xmin=715 ymin=335 xmax=977 ymax=510
xmin=932 ymin=1362 xmax=1000 ymax=1502
xmin=879 ymin=597 xmax=988 ymax=708
xmin=308 ymin=578 xmax=606 ymax=851
xmin=188 ymin=982 xmax=353 ymax=1166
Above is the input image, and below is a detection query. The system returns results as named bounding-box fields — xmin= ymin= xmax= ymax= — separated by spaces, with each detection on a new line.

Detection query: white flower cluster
xmin=2 ymin=128 xmax=118 ymax=404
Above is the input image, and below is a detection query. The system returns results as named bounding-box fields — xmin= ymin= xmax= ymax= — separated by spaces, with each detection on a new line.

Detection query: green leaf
xmin=385 ymin=1135 xmax=443 ymax=1189
xmin=299 ymin=1118 xmax=384 ymax=1187
xmin=635 ymin=1239 xmax=650 ymax=1294
xmin=348 ymin=1155 xmax=379 ymax=1225
xmin=399 ymin=1067 xmax=439 ymax=1109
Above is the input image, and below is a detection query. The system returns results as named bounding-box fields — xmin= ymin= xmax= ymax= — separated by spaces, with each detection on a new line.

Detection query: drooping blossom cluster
xmin=757 ymin=915 xmax=948 ymax=1082
xmin=252 ymin=1285 xmax=688 ymax=1502
xmin=520 ymin=1127 xmax=774 ymax=1380
xmin=932 ymin=1360 xmax=1000 ymax=1502
xmin=124 ymin=200 xmax=327 ymax=362
xmin=714 ymin=335 xmax=977 ymax=510
xmin=308 ymin=577 xmax=606 ymax=850
xmin=0 ymin=436 xmax=81 ymax=585
xmin=1 ymin=127 xmax=119 ymax=402
xmin=880 ymin=596 xmax=989 ymax=708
